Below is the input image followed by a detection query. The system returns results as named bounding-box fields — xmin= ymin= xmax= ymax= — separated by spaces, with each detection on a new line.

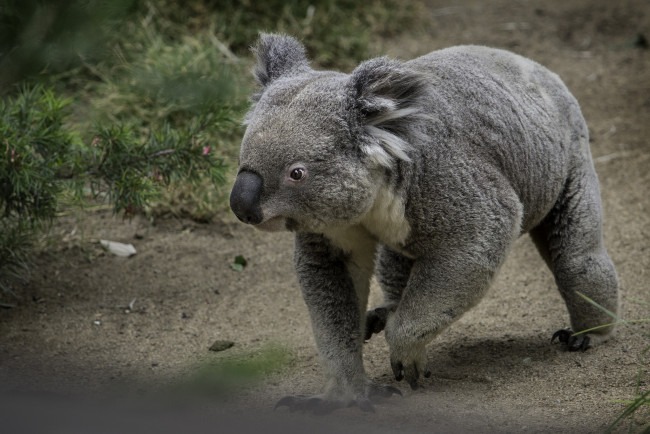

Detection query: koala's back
xmin=406 ymin=46 xmax=589 ymax=232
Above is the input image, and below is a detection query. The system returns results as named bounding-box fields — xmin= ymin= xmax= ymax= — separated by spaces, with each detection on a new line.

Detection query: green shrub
xmin=0 ymin=86 xmax=71 ymax=290
xmin=0 ymin=85 xmax=227 ymax=291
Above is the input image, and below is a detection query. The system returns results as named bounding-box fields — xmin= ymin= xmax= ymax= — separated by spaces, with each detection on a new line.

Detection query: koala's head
xmin=230 ymin=33 xmax=426 ymax=233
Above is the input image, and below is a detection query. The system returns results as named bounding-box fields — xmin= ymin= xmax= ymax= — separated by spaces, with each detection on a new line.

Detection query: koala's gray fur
xmin=230 ymin=33 xmax=620 ymax=412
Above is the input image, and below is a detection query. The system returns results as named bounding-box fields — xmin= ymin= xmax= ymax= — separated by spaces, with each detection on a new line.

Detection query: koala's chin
xmin=253 ymin=215 xmax=305 ymax=232
xmin=254 ymin=216 xmax=289 ymax=232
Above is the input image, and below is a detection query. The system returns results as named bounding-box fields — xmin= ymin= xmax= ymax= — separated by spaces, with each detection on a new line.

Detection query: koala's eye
xmin=285 ymin=164 xmax=308 ymax=185
xmin=289 ymin=167 xmax=306 ymax=181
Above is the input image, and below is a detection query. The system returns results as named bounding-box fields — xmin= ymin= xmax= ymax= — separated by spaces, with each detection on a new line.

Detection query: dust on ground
xmin=1 ymin=0 xmax=649 ymax=432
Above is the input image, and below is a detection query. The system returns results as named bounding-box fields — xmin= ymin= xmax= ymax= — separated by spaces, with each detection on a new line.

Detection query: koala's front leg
xmin=385 ymin=253 xmax=498 ymax=389
xmin=278 ymin=233 xmax=399 ymax=413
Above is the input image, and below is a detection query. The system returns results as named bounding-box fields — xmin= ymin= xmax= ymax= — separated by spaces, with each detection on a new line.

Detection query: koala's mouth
xmin=254 ymin=216 xmax=300 ymax=232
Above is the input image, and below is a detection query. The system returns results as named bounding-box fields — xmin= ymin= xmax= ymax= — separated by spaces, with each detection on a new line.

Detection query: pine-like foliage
xmin=0 ymin=85 xmax=227 ymax=291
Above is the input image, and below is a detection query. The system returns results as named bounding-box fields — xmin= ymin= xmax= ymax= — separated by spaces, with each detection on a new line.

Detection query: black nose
xmin=230 ymin=171 xmax=264 ymax=225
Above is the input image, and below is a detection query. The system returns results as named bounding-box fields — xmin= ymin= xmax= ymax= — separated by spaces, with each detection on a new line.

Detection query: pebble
xmin=209 ymin=340 xmax=235 ymax=352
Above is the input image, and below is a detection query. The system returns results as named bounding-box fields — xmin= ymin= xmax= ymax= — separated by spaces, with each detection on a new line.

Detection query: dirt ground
xmin=1 ymin=0 xmax=649 ymax=432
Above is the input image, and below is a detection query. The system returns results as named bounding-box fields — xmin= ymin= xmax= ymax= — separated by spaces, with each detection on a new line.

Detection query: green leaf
xmin=230 ymin=255 xmax=247 ymax=271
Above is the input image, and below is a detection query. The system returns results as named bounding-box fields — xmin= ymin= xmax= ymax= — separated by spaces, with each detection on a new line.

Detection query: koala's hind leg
xmin=365 ymin=246 xmax=414 ymax=341
xmin=530 ymin=166 xmax=619 ymax=351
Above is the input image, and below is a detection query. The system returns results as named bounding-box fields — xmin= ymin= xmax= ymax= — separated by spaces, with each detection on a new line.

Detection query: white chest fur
xmin=323 ymin=185 xmax=412 ymax=264
xmin=360 ymin=185 xmax=411 ymax=250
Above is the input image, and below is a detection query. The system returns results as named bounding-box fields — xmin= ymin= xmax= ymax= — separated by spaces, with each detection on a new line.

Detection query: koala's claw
xmin=364 ymin=307 xmax=389 ymax=341
xmin=551 ymin=329 xmax=591 ymax=351
xmin=391 ymin=361 xmax=430 ymax=390
xmin=391 ymin=361 xmax=405 ymax=382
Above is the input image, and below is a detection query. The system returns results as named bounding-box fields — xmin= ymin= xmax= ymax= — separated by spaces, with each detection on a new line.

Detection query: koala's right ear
xmin=251 ymin=33 xmax=311 ymax=88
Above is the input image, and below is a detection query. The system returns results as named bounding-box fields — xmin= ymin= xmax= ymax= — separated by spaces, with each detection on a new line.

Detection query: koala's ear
xmin=252 ymin=33 xmax=311 ymax=88
xmin=347 ymin=57 xmax=428 ymax=167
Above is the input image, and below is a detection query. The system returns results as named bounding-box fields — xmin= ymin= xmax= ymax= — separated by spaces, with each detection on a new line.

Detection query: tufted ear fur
xmin=252 ymin=33 xmax=311 ymax=88
xmin=347 ymin=57 xmax=428 ymax=168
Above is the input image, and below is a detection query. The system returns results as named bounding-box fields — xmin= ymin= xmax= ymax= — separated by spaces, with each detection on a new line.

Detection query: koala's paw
xmin=551 ymin=329 xmax=591 ymax=351
xmin=274 ymin=383 xmax=402 ymax=414
xmin=364 ymin=307 xmax=389 ymax=341
xmin=387 ymin=340 xmax=431 ymax=390
xmin=390 ymin=356 xmax=431 ymax=390
xmin=385 ymin=317 xmax=432 ymax=389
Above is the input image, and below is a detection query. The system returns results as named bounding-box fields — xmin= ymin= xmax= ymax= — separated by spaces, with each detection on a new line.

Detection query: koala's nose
xmin=230 ymin=171 xmax=264 ymax=225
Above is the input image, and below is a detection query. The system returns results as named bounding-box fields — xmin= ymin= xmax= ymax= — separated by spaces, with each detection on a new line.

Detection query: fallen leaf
xmin=231 ymin=255 xmax=247 ymax=271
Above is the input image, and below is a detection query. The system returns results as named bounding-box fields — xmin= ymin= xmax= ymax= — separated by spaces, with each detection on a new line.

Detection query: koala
xmin=229 ymin=34 xmax=620 ymax=413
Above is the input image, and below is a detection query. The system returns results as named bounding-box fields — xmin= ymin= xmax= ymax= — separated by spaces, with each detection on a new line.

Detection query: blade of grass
xmin=572 ymin=319 xmax=650 ymax=336
xmin=576 ymin=292 xmax=649 ymax=339
xmin=576 ymin=292 xmax=650 ymax=433
xmin=627 ymin=297 xmax=650 ymax=307
xmin=605 ymin=389 xmax=650 ymax=433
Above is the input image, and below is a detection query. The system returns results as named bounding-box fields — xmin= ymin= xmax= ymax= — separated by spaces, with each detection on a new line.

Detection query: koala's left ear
xmin=252 ymin=33 xmax=311 ymax=88
xmin=347 ymin=58 xmax=428 ymax=168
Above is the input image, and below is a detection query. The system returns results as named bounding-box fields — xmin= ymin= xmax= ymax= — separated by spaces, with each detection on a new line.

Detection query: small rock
xmin=100 ymin=240 xmax=137 ymax=257
xmin=634 ymin=33 xmax=648 ymax=49
xmin=209 ymin=340 xmax=235 ymax=352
